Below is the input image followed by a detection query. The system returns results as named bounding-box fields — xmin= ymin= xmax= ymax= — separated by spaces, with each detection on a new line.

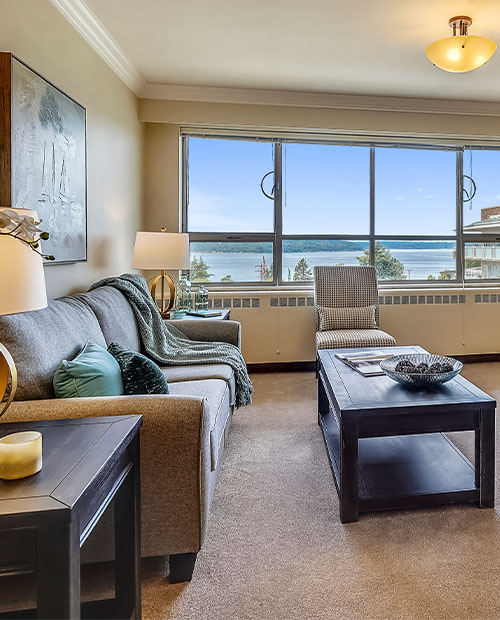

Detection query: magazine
xmin=335 ymin=350 xmax=395 ymax=377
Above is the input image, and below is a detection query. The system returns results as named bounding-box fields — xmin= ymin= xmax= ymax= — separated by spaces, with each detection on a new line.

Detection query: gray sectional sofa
xmin=0 ymin=286 xmax=241 ymax=582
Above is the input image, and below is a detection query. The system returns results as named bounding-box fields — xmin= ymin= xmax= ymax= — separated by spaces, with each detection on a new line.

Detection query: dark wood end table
xmin=0 ymin=415 xmax=142 ymax=620
xmin=318 ymin=346 xmax=496 ymax=523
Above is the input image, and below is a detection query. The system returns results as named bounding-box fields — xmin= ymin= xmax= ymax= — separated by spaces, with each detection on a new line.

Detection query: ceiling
xmin=79 ymin=0 xmax=500 ymax=101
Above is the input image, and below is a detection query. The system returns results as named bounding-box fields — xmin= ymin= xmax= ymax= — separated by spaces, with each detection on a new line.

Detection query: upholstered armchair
xmin=313 ymin=265 xmax=396 ymax=351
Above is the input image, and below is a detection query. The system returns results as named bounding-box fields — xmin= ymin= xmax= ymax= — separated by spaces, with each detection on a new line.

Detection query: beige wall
xmin=139 ymin=98 xmax=500 ymax=139
xmin=141 ymin=99 xmax=500 ymax=361
xmin=204 ymin=289 xmax=500 ymax=364
xmin=1 ymin=0 xmax=143 ymax=298
xmin=4 ymin=2 xmax=499 ymax=359
xmin=142 ymin=123 xmax=180 ymax=232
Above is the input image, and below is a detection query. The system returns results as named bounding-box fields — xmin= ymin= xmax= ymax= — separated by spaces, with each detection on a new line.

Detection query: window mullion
xmin=188 ymin=232 xmax=275 ymax=242
xmin=456 ymin=149 xmax=464 ymax=283
xmin=275 ymin=142 xmax=283 ymax=285
xmin=369 ymin=147 xmax=375 ymax=266
xmin=181 ymin=137 xmax=189 ymax=233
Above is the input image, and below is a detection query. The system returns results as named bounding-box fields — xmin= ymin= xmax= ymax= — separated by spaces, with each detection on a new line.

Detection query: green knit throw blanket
xmin=89 ymin=274 xmax=253 ymax=408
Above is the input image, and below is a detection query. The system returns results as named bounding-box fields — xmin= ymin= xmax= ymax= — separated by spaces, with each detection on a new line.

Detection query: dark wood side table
xmin=0 ymin=415 xmax=142 ymax=620
xmin=169 ymin=308 xmax=230 ymax=321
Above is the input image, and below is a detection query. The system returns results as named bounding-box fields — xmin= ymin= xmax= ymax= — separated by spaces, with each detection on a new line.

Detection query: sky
xmin=187 ymin=137 xmax=500 ymax=237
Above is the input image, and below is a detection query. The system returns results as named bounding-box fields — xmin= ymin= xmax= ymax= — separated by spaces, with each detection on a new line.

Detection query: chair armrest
xmin=3 ymin=394 xmax=212 ymax=557
xmin=167 ymin=319 xmax=241 ymax=349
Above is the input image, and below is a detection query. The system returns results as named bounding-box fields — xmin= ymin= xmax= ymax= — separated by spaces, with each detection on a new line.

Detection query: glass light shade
xmin=426 ymin=35 xmax=497 ymax=72
xmin=132 ymin=232 xmax=190 ymax=270
xmin=0 ymin=431 xmax=42 ymax=480
xmin=0 ymin=234 xmax=47 ymax=316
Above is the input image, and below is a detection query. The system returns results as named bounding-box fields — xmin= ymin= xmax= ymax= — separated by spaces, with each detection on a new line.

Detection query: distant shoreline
xmin=192 ymin=240 xmax=456 ymax=254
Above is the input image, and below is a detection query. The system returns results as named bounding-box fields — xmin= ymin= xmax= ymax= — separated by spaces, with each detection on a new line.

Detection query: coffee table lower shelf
xmin=319 ymin=411 xmax=478 ymax=516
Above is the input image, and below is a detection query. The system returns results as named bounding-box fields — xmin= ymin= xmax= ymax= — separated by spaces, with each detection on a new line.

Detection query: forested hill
xmin=191 ymin=240 xmax=455 ymax=253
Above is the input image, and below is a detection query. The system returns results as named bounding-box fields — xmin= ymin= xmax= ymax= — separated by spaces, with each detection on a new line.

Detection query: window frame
xmin=182 ymin=133 xmax=500 ymax=288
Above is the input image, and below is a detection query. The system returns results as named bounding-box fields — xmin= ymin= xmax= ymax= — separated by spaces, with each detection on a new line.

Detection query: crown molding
xmin=49 ymin=0 xmax=146 ymax=95
xmin=142 ymin=83 xmax=500 ymax=117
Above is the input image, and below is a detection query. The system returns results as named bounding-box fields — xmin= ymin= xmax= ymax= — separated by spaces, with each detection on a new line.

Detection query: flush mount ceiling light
xmin=425 ymin=16 xmax=497 ymax=73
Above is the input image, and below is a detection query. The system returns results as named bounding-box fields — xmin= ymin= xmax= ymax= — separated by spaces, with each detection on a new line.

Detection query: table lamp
xmin=132 ymin=228 xmax=190 ymax=316
xmin=0 ymin=209 xmax=48 ymax=479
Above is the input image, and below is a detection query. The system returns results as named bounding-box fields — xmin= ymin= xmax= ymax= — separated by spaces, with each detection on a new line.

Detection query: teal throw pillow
xmin=108 ymin=343 xmax=169 ymax=395
xmin=53 ymin=342 xmax=124 ymax=398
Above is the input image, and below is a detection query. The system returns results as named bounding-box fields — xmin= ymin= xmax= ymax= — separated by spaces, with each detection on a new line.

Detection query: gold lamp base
xmin=0 ymin=343 xmax=41 ymax=480
xmin=0 ymin=343 xmax=17 ymax=417
xmin=150 ymin=270 xmax=176 ymax=317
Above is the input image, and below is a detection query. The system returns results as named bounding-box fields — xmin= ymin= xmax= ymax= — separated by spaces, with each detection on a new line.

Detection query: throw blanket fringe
xmin=89 ymin=274 xmax=253 ymax=408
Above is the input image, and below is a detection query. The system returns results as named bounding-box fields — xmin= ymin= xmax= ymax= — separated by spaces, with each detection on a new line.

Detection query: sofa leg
xmin=169 ymin=552 xmax=198 ymax=583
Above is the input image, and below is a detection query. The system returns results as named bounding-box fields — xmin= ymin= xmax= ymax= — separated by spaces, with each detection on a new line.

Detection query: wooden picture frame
xmin=0 ymin=53 xmax=87 ymax=264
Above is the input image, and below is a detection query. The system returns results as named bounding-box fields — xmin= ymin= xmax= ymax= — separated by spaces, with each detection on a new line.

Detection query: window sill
xmin=202 ymin=282 xmax=500 ymax=295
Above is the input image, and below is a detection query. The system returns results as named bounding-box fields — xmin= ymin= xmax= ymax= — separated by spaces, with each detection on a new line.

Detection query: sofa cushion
xmin=316 ymin=328 xmax=396 ymax=349
xmin=0 ymin=296 xmax=106 ymax=400
xmin=168 ymin=378 xmax=231 ymax=471
xmin=162 ymin=364 xmax=236 ymax=406
xmin=77 ymin=287 xmax=141 ymax=352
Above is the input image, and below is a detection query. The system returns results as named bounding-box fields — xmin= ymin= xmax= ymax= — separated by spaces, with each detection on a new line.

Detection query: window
xmin=282 ymin=144 xmax=370 ymax=234
xmin=464 ymin=243 xmax=500 ymax=279
xmin=190 ymin=241 xmax=273 ymax=283
xmin=186 ymin=137 xmax=274 ymax=233
xmin=281 ymin=239 xmax=365 ymax=282
xmin=375 ymin=241 xmax=457 ymax=281
xmin=183 ymin=135 xmax=500 ymax=285
xmin=375 ymin=147 xmax=456 ymax=236
xmin=463 ymin=149 xmax=500 ymax=280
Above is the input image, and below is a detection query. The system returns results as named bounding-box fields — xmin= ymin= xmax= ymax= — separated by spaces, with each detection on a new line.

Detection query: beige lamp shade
xmin=132 ymin=231 xmax=190 ymax=270
xmin=0 ymin=212 xmax=48 ymax=425
xmin=0 ymin=234 xmax=47 ymax=316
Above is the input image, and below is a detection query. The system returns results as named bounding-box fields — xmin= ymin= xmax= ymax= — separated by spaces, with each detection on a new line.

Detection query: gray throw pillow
xmin=108 ymin=343 xmax=169 ymax=395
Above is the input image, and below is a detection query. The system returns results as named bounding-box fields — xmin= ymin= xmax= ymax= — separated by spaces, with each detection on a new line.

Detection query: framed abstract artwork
xmin=0 ymin=53 xmax=87 ymax=264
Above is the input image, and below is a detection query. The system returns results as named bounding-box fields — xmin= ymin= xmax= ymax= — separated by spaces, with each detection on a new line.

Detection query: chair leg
xmin=168 ymin=552 xmax=198 ymax=583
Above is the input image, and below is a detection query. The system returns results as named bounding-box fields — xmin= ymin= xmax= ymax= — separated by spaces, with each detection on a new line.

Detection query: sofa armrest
xmin=3 ymin=394 xmax=212 ymax=557
xmin=167 ymin=319 xmax=241 ymax=349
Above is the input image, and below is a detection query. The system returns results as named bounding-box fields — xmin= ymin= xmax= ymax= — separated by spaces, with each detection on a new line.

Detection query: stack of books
xmin=185 ymin=309 xmax=222 ymax=318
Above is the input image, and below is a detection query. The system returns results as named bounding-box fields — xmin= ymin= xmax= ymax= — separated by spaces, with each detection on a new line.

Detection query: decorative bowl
xmin=380 ymin=354 xmax=463 ymax=387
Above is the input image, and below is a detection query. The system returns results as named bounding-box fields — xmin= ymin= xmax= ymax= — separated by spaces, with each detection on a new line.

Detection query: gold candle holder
xmin=0 ymin=431 xmax=42 ymax=480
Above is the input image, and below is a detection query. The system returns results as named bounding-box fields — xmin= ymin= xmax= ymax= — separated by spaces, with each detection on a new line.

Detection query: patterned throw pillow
xmin=108 ymin=343 xmax=169 ymax=395
xmin=317 ymin=305 xmax=377 ymax=331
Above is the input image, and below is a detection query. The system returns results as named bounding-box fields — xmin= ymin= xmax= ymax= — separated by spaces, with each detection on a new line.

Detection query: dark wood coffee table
xmin=317 ymin=346 xmax=496 ymax=523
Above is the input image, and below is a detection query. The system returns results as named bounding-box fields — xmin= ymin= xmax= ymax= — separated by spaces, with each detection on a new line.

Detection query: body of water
xmin=191 ymin=249 xmax=456 ymax=282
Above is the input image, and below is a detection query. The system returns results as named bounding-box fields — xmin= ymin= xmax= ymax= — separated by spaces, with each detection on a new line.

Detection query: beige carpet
xmin=139 ymin=366 xmax=500 ymax=620
xmin=2 ymin=367 xmax=500 ymax=619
